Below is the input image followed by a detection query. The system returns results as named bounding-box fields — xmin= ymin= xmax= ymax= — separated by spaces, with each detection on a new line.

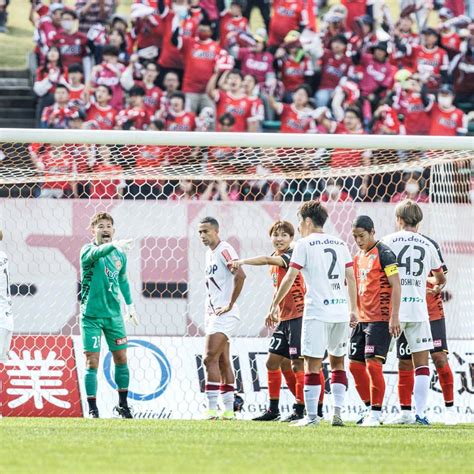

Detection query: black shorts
xmin=349 ymin=322 xmax=391 ymax=363
xmin=268 ymin=318 xmax=302 ymax=360
xmin=397 ymin=318 xmax=448 ymax=360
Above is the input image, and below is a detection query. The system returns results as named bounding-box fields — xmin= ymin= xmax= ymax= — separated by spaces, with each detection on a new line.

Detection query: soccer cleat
xmin=384 ymin=412 xmax=416 ymax=425
xmin=203 ymin=409 xmax=219 ymax=420
xmin=234 ymin=394 xmax=244 ymax=412
xmin=356 ymin=408 xmax=369 ymax=425
xmin=290 ymin=416 xmax=319 ymax=427
xmin=220 ymin=410 xmax=236 ymax=420
xmin=360 ymin=415 xmax=382 ymax=427
xmin=113 ymin=405 xmax=134 ymax=419
xmin=444 ymin=410 xmax=457 ymax=426
xmin=88 ymin=409 xmax=99 ymax=419
xmin=253 ymin=409 xmax=280 ymax=421
xmin=415 ymin=415 xmax=430 ymax=426
xmin=331 ymin=414 xmax=344 ymax=427
xmin=280 ymin=411 xmax=304 ymax=423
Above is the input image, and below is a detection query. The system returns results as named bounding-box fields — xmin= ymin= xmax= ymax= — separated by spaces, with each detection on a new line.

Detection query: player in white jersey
xmin=268 ymin=201 xmax=358 ymax=427
xmin=198 ymin=217 xmax=246 ymax=420
xmin=0 ymin=229 xmax=13 ymax=362
xmin=382 ymin=200 xmax=446 ymax=426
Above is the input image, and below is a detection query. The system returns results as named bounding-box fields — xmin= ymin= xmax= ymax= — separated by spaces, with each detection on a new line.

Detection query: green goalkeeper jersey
xmin=80 ymin=242 xmax=132 ymax=319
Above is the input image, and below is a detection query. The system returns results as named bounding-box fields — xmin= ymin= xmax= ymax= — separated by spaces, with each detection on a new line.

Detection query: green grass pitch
xmin=1 ymin=419 xmax=473 ymax=473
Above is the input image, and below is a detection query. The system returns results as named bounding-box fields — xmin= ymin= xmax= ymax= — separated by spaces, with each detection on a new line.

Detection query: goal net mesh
xmin=0 ymin=131 xmax=472 ymax=422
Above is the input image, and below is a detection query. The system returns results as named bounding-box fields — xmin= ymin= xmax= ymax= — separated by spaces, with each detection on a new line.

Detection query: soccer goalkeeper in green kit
xmin=80 ymin=212 xmax=139 ymax=419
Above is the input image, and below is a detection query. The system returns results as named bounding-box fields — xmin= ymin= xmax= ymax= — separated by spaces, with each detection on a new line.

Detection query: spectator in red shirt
xmin=315 ymin=34 xmax=352 ymax=107
xmin=66 ymin=63 xmax=86 ymax=107
xmin=53 ymin=9 xmax=91 ymax=74
xmin=121 ymin=58 xmax=163 ymax=114
xmin=75 ymin=0 xmax=116 ymax=34
xmin=106 ymin=28 xmax=131 ymax=64
xmin=235 ymin=32 xmax=274 ymax=86
xmin=269 ymin=84 xmax=316 ymax=133
xmin=358 ymin=42 xmax=396 ymax=125
xmin=116 ymin=86 xmax=151 ymax=130
xmin=207 ymin=69 xmax=254 ymax=132
xmin=371 ymin=104 xmax=403 ymax=135
xmin=40 ymin=84 xmax=75 ymax=129
xmin=218 ymin=0 xmax=248 ymax=49
xmin=320 ymin=178 xmax=352 ymax=202
xmin=34 ymin=45 xmax=68 ymax=125
xmin=412 ymin=28 xmax=449 ymax=92
xmin=243 ymin=74 xmax=264 ymax=132
xmin=268 ymin=0 xmax=307 ymax=50
xmin=429 ymin=85 xmax=467 ymax=136
xmin=349 ymin=14 xmax=378 ymax=54
xmin=392 ymin=15 xmax=419 ymax=70
xmin=161 ymin=91 xmax=197 ymax=131
xmin=160 ymin=71 xmax=181 ymax=116
xmin=274 ymin=30 xmax=314 ymax=99
xmin=129 ymin=4 xmax=162 ymax=63
xmin=438 ymin=8 xmax=462 ymax=60
xmin=391 ymin=72 xmax=433 ymax=135
xmin=175 ymin=18 xmax=222 ymax=113
xmin=90 ymin=145 xmax=125 ymax=200
xmin=35 ymin=3 xmax=64 ymax=63
xmin=89 ymin=45 xmax=126 ymax=110
xmin=85 ymin=84 xmax=117 ymax=130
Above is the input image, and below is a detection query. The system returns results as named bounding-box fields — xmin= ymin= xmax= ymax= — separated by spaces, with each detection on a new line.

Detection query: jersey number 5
xmin=397 ymin=245 xmax=425 ymax=277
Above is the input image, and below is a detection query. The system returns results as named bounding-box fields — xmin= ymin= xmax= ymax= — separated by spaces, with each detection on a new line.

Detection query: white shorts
xmin=205 ymin=313 xmax=239 ymax=339
xmin=0 ymin=327 xmax=13 ymax=361
xmin=302 ymin=319 xmax=348 ymax=358
xmin=400 ymin=321 xmax=433 ymax=353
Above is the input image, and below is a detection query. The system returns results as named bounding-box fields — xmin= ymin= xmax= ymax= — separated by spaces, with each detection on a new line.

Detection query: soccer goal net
xmin=0 ymin=129 xmax=472 ymax=422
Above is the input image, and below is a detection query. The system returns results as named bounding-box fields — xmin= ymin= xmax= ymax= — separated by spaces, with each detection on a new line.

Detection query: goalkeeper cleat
xmin=234 ymin=393 xmax=244 ymax=412
xmin=220 ymin=410 xmax=236 ymax=420
xmin=289 ymin=416 xmax=319 ymax=427
xmin=280 ymin=411 xmax=304 ymax=423
xmin=252 ymin=409 xmax=280 ymax=421
xmin=113 ymin=405 xmax=134 ymax=419
xmin=415 ymin=415 xmax=430 ymax=426
xmin=331 ymin=414 xmax=344 ymax=427
xmin=204 ymin=409 xmax=219 ymax=420
xmin=88 ymin=409 xmax=99 ymax=419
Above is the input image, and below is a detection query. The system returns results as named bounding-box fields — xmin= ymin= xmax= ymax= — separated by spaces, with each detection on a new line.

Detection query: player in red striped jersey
xmin=232 ymin=221 xmax=326 ymax=422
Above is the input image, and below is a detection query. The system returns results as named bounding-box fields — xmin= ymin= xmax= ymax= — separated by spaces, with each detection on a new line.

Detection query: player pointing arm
xmin=80 ymin=212 xmax=138 ymax=419
xmin=233 ymin=221 xmax=312 ymax=422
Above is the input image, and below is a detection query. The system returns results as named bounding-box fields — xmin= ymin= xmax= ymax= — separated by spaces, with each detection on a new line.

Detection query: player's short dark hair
xmin=395 ymin=199 xmax=423 ymax=227
xmin=129 ymin=86 xmax=146 ymax=97
xmin=200 ymin=216 xmax=219 ymax=230
xmin=299 ymin=200 xmax=328 ymax=228
xmin=352 ymin=215 xmax=374 ymax=232
xmin=269 ymin=220 xmax=295 ymax=238
xmin=90 ymin=212 xmax=114 ymax=228
xmin=170 ymin=91 xmax=186 ymax=103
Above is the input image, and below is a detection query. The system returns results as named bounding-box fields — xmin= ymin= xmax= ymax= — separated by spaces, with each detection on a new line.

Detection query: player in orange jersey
xmin=232 ymin=221 xmax=325 ymax=422
xmin=349 ymin=215 xmax=401 ymax=426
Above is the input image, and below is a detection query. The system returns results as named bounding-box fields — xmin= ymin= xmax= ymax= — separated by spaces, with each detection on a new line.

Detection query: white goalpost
xmin=0 ymin=129 xmax=472 ymax=421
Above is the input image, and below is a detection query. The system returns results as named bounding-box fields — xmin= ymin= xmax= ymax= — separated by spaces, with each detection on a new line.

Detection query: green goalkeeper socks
xmin=114 ymin=363 xmax=130 ymax=391
xmin=85 ymin=368 xmax=98 ymax=397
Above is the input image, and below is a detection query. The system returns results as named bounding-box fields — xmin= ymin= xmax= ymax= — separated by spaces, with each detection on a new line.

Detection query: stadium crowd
xmin=15 ymin=0 xmax=474 ymax=200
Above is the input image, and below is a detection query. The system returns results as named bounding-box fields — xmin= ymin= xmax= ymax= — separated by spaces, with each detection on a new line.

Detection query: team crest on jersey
xmin=114 ymin=259 xmax=122 ymax=271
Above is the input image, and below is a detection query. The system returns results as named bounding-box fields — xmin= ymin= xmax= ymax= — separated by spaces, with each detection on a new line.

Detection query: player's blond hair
xmin=90 ymin=212 xmax=114 ymax=229
xmin=395 ymin=199 xmax=423 ymax=227
xmin=268 ymin=220 xmax=295 ymax=237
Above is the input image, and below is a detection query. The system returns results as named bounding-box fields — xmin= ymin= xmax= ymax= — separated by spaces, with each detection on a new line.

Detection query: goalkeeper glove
xmin=125 ymin=304 xmax=139 ymax=326
xmin=113 ymin=239 xmax=134 ymax=253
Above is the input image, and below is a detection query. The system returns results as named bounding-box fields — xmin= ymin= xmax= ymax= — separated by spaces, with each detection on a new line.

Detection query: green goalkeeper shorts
xmin=81 ymin=315 xmax=128 ymax=353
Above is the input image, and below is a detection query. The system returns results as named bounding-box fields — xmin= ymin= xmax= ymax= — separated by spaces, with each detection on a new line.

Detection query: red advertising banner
xmin=1 ymin=335 xmax=83 ymax=417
